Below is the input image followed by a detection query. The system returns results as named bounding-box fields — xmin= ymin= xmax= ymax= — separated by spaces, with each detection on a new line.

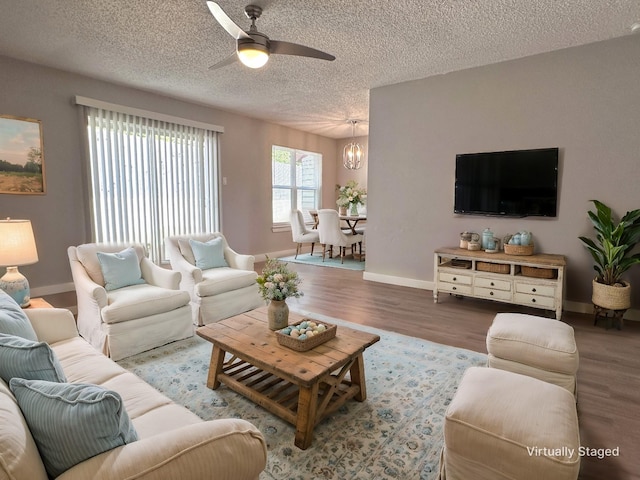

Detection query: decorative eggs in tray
xmin=275 ymin=319 xmax=337 ymax=351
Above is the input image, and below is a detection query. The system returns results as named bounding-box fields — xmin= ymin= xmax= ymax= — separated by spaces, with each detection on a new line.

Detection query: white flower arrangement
xmin=256 ymin=258 xmax=303 ymax=301
xmin=336 ymin=180 xmax=366 ymax=208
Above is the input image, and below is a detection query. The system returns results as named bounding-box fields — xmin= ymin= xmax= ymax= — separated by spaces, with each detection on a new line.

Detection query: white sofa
xmin=166 ymin=233 xmax=263 ymax=326
xmin=0 ymin=301 xmax=267 ymax=480
xmin=68 ymin=243 xmax=194 ymax=360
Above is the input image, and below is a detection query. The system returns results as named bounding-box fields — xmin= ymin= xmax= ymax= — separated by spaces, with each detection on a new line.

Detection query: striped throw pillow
xmin=9 ymin=379 xmax=138 ymax=478
xmin=0 ymin=334 xmax=66 ymax=384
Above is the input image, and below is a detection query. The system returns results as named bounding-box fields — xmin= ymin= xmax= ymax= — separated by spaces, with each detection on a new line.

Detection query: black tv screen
xmin=454 ymin=148 xmax=559 ymax=217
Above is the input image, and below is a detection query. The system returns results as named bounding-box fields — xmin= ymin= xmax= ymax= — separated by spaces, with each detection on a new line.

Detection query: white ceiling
xmin=0 ymin=1 xmax=638 ymax=138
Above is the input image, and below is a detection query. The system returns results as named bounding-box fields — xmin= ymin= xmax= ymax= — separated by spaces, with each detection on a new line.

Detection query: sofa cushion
xmin=189 ymin=237 xmax=229 ymax=269
xmin=75 ymin=243 xmax=146 ymax=287
xmin=0 ymin=290 xmax=38 ymax=341
xmin=10 ymin=378 xmax=139 ymax=478
xmin=101 ymin=284 xmax=190 ymax=324
xmin=0 ymin=333 xmax=67 ymax=383
xmin=196 ymin=268 xmax=259 ymax=297
xmin=0 ymin=378 xmax=49 ymax=480
xmin=97 ymin=247 xmax=146 ymax=291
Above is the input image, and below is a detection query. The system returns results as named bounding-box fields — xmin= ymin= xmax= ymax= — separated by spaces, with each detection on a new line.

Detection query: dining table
xmin=309 ymin=210 xmax=366 ymax=235
xmin=339 ymin=214 xmax=366 ymax=235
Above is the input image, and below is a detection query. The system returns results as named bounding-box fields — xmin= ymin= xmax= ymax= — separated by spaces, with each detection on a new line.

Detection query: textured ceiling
xmin=0 ymin=1 xmax=639 ymax=138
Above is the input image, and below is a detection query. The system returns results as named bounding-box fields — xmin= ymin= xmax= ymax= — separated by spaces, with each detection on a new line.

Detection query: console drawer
xmin=513 ymin=293 xmax=555 ymax=309
xmin=475 ymin=277 xmax=511 ymax=291
xmin=514 ymin=282 xmax=556 ymax=297
xmin=438 ymin=272 xmax=472 ymax=285
xmin=439 ymin=282 xmax=473 ymax=295
xmin=475 ymin=287 xmax=512 ymax=301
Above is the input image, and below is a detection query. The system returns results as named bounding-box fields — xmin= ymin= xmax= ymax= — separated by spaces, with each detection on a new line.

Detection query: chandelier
xmin=343 ymin=120 xmax=364 ymax=170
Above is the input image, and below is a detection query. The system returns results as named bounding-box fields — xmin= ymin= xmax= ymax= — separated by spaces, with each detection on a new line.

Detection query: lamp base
xmin=0 ymin=266 xmax=31 ymax=308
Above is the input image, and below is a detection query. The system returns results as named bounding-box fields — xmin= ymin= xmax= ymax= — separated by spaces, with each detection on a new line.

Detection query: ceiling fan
xmin=206 ymin=1 xmax=336 ymax=69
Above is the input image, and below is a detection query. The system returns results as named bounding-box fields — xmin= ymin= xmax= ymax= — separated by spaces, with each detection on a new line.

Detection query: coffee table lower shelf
xmin=219 ymin=354 xmax=361 ymax=425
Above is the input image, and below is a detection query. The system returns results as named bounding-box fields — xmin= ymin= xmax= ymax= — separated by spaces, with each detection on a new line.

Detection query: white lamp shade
xmin=0 ymin=219 xmax=39 ymax=267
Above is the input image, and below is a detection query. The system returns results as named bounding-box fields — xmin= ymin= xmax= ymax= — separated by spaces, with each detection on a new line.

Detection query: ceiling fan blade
xmin=208 ymin=52 xmax=238 ymax=70
xmin=206 ymin=1 xmax=250 ymax=40
xmin=270 ymin=40 xmax=335 ymax=61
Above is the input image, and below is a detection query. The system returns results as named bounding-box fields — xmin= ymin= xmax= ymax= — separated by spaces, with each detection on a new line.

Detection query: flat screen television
xmin=454 ymin=147 xmax=559 ymax=217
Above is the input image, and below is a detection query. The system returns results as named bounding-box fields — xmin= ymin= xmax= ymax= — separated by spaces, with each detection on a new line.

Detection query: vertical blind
xmin=83 ymin=106 xmax=220 ymax=263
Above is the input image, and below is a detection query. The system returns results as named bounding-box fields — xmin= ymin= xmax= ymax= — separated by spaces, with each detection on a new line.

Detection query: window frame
xmin=271 ymin=145 xmax=322 ymax=232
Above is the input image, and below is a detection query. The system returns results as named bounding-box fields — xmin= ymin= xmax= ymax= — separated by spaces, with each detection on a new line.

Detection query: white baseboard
xmin=363 ymin=271 xmax=433 ymax=291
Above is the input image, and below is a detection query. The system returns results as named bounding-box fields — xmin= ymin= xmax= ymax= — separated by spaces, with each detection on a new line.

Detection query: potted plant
xmin=578 ymin=200 xmax=640 ymax=310
xmin=336 ymin=180 xmax=367 ymax=216
xmin=256 ymin=258 xmax=303 ymax=330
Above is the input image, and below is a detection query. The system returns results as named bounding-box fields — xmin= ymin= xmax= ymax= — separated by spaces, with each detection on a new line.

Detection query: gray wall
xmin=366 ymin=35 xmax=640 ymax=308
xmin=0 ymin=55 xmax=337 ymax=293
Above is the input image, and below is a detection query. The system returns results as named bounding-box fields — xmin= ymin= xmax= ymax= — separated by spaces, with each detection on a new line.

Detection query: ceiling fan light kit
xmin=237 ymin=41 xmax=269 ymax=68
xmin=343 ymin=120 xmax=365 ymax=170
xmin=207 ymin=1 xmax=335 ymax=70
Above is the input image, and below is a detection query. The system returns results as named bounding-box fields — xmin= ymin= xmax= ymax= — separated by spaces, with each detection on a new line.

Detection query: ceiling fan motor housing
xmin=237 ymin=31 xmax=270 ymax=54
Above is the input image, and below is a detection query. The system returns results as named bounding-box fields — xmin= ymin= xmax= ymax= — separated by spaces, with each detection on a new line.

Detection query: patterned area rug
xmin=117 ymin=310 xmax=486 ymax=480
xmin=278 ymin=254 xmax=365 ymax=271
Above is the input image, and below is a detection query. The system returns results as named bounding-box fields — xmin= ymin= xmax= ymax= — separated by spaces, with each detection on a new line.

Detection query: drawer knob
xmin=490 ymin=282 xmax=495 ymax=286
xmin=453 ymin=277 xmax=457 ymax=281
xmin=532 ymin=288 xmax=537 ymax=293
xmin=452 ymin=286 xmax=457 ymax=291
xmin=531 ymin=298 xmax=536 ymax=303
xmin=490 ymin=291 xmax=494 ymax=296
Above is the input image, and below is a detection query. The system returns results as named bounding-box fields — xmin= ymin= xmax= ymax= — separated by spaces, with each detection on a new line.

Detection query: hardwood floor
xmin=263 ymin=261 xmax=640 ymax=480
xmin=46 ymin=261 xmax=640 ymax=479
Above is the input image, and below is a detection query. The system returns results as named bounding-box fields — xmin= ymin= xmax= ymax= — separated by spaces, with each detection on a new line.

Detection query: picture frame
xmin=0 ymin=114 xmax=46 ymax=195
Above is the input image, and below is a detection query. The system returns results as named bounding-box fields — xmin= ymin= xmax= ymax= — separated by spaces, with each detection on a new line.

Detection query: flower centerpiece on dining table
xmin=336 ymin=180 xmax=367 ymax=216
xmin=256 ymin=258 xmax=303 ymax=330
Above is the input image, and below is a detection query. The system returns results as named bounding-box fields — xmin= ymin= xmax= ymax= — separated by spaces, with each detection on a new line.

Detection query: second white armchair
xmin=166 ymin=233 xmax=263 ymax=326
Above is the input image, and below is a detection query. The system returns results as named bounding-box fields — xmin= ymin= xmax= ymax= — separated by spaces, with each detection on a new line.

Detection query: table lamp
xmin=0 ymin=218 xmax=39 ymax=307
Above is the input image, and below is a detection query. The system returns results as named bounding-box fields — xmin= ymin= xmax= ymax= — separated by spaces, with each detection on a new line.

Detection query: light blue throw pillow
xmin=189 ymin=237 xmax=228 ymax=269
xmin=96 ymin=247 xmax=145 ymax=291
xmin=0 ymin=290 xmax=38 ymax=341
xmin=9 ymin=378 xmax=139 ymax=478
xmin=0 ymin=333 xmax=67 ymax=384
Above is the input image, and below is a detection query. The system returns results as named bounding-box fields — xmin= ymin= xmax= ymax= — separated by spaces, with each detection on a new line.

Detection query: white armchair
xmin=317 ymin=209 xmax=364 ymax=263
xmin=67 ymin=243 xmax=193 ymax=361
xmin=290 ymin=210 xmax=320 ymax=258
xmin=165 ymin=233 xmax=263 ymax=326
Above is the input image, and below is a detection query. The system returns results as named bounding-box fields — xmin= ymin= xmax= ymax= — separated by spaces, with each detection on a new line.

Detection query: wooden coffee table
xmin=196 ymin=307 xmax=380 ymax=449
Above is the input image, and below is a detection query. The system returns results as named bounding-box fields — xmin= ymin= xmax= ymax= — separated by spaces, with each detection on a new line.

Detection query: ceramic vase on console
xmin=268 ymin=299 xmax=289 ymax=330
xmin=339 ymin=206 xmax=348 ymax=216
xmin=350 ymin=203 xmax=359 ymax=216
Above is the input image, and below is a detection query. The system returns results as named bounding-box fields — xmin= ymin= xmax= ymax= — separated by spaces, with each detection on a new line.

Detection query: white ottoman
xmin=440 ymin=367 xmax=580 ymax=480
xmin=486 ymin=313 xmax=579 ymax=395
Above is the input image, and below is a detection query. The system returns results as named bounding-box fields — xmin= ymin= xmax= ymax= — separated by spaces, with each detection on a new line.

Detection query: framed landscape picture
xmin=0 ymin=114 xmax=46 ymax=194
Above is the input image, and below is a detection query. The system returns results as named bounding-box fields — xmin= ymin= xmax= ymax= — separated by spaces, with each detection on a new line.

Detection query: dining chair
xmin=317 ymin=209 xmax=364 ymax=263
xmin=290 ymin=210 xmax=320 ymax=258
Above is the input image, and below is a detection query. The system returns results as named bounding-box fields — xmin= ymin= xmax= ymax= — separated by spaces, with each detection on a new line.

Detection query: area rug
xmin=278 ymin=253 xmax=365 ymax=271
xmin=117 ymin=310 xmax=486 ymax=480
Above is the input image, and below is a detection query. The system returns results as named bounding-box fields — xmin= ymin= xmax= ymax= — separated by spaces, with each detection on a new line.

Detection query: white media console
xmin=434 ymin=247 xmax=566 ymax=320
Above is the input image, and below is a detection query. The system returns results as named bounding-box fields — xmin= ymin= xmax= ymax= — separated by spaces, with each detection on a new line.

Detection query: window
xmin=272 ymin=145 xmax=322 ymax=228
xmin=81 ymin=104 xmax=221 ymax=264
